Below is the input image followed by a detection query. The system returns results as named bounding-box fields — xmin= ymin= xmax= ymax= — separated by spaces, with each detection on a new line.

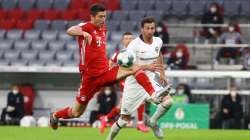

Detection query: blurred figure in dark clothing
xmin=89 ymin=86 xmax=117 ymax=124
xmin=221 ymin=85 xmax=243 ymax=129
xmin=1 ymin=84 xmax=24 ymax=125
xmin=200 ymin=2 xmax=224 ymax=43
xmin=97 ymin=86 xmax=117 ymax=115
xmin=215 ymin=23 xmax=245 ymax=64
xmin=154 ymin=22 xmax=169 ymax=44
xmin=167 ymin=44 xmax=189 ymax=70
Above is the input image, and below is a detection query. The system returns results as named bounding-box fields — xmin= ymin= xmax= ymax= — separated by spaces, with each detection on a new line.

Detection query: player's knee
xmin=161 ymin=96 xmax=173 ymax=108
xmin=117 ymin=117 xmax=129 ymax=128
xmin=121 ymin=115 xmax=131 ymax=121
xmin=71 ymin=111 xmax=83 ymax=118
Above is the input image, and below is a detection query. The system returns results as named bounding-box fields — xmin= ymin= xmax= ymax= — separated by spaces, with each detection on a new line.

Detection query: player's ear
xmin=140 ymin=27 xmax=143 ymax=34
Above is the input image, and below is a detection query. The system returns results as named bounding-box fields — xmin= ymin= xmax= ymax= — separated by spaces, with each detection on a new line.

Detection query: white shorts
xmin=120 ymin=77 xmax=163 ymax=115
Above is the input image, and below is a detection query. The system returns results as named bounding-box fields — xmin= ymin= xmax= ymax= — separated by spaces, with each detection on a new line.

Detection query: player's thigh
xmin=76 ymin=76 xmax=101 ymax=105
xmin=121 ymin=89 xmax=146 ymax=115
xmin=121 ymin=114 xmax=131 ymax=121
xmin=99 ymin=66 xmax=132 ymax=86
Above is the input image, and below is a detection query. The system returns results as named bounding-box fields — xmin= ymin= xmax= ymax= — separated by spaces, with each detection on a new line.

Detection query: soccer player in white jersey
xmin=106 ymin=17 xmax=174 ymax=140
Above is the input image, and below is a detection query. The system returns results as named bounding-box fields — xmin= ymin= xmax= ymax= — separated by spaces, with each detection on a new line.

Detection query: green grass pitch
xmin=0 ymin=127 xmax=250 ymax=140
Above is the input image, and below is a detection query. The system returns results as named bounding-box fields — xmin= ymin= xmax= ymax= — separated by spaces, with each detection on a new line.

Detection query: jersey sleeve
xmin=126 ymin=39 xmax=137 ymax=55
xmin=78 ymin=22 xmax=88 ymax=32
xmin=110 ymin=51 xmax=119 ymax=63
xmin=158 ymin=37 xmax=163 ymax=49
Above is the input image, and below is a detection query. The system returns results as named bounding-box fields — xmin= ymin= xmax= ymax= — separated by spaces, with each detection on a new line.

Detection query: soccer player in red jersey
xmin=99 ymin=32 xmax=149 ymax=133
xmin=50 ymin=4 xmax=169 ymax=130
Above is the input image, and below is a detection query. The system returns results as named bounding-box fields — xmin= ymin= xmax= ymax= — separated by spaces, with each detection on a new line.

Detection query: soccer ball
xmin=117 ymin=49 xmax=135 ymax=68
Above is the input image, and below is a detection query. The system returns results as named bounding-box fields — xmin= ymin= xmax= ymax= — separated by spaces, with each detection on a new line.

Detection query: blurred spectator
xmin=221 ymin=85 xmax=243 ymax=129
xmin=215 ymin=23 xmax=245 ymax=64
xmin=154 ymin=22 xmax=169 ymax=44
xmin=172 ymin=83 xmax=191 ymax=104
xmin=241 ymin=49 xmax=250 ymax=70
xmin=167 ymin=44 xmax=189 ymax=70
xmin=0 ymin=84 xmax=24 ymax=125
xmin=200 ymin=2 xmax=224 ymax=43
xmin=89 ymin=86 xmax=117 ymax=124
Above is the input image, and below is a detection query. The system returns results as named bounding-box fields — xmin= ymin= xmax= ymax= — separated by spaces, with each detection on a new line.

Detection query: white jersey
xmin=121 ymin=36 xmax=164 ymax=115
xmin=125 ymin=36 xmax=163 ymax=87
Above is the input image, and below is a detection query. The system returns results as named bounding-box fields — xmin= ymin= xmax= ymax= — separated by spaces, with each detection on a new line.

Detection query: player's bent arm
xmin=67 ymin=25 xmax=92 ymax=44
xmin=66 ymin=25 xmax=84 ymax=36
xmin=156 ymin=53 xmax=166 ymax=76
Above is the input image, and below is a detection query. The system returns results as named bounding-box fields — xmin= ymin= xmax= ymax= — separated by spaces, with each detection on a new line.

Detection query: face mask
xmin=177 ymin=89 xmax=184 ymax=95
xmin=210 ymin=7 xmax=217 ymax=13
xmin=230 ymin=91 xmax=237 ymax=97
xmin=228 ymin=27 xmax=234 ymax=32
xmin=156 ymin=26 xmax=163 ymax=32
xmin=176 ymin=51 xmax=183 ymax=58
xmin=12 ymin=90 xmax=19 ymax=95
xmin=104 ymin=89 xmax=112 ymax=95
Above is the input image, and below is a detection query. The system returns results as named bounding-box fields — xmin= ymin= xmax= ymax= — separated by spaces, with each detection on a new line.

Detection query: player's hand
xmin=159 ymin=74 xmax=168 ymax=86
xmin=154 ymin=63 xmax=165 ymax=73
xmin=83 ymin=32 xmax=92 ymax=45
xmin=144 ymin=63 xmax=163 ymax=72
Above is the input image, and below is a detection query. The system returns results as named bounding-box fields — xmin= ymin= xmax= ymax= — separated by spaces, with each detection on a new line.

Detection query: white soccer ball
xmin=117 ymin=49 xmax=135 ymax=68
xmin=20 ymin=116 xmax=36 ymax=127
xmin=37 ymin=116 xmax=49 ymax=127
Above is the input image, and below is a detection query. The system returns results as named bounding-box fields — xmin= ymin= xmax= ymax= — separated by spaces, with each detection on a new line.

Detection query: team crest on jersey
xmin=155 ymin=46 xmax=159 ymax=53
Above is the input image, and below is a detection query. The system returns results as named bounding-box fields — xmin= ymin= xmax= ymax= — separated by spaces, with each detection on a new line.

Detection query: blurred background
xmin=0 ymin=0 xmax=250 ymax=130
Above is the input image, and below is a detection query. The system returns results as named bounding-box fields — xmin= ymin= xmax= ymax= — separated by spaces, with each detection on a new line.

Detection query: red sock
xmin=135 ymin=70 xmax=155 ymax=95
xmin=137 ymin=104 xmax=145 ymax=122
xmin=54 ymin=107 xmax=72 ymax=119
xmin=107 ymin=107 xmax=120 ymax=120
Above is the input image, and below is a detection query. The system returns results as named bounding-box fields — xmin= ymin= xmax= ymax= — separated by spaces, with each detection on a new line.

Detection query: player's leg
xmin=106 ymin=115 xmax=130 ymax=140
xmin=116 ymin=66 xmax=172 ymax=102
xmin=50 ymin=100 xmax=87 ymax=130
xmin=106 ymin=87 xmax=146 ymax=140
xmin=50 ymin=76 xmax=100 ymax=130
xmin=147 ymin=95 xmax=173 ymax=139
xmin=100 ymin=80 xmax=124 ymax=134
xmin=150 ymin=95 xmax=173 ymax=125
xmin=99 ymin=106 xmax=120 ymax=133
xmin=136 ymin=104 xmax=150 ymax=132
xmin=116 ymin=67 xmax=155 ymax=94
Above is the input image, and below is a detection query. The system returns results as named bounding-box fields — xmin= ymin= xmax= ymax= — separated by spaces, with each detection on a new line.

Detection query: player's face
xmin=91 ymin=11 xmax=106 ymax=27
xmin=141 ymin=23 xmax=155 ymax=38
xmin=122 ymin=35 xmax=133 ymax=48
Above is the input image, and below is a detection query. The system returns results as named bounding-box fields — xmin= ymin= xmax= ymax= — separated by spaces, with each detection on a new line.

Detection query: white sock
xmin=106 ymin=118 xmax=127 ymax=140
xmin=150 ymin=104 xmax=171 ymax=125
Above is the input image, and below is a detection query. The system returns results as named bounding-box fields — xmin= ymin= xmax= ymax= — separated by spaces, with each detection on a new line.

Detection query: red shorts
xmin=76 ymin=66 xmax=119 ymax=105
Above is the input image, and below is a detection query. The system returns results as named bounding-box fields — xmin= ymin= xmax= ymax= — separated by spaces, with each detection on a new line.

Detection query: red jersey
xmin=110 ymin=50 xmax=125 ymax=92
xmin=78 ymin=22 xmax=109 ymax=76
xmin=110 ymin=49 xmax=119 ymax=63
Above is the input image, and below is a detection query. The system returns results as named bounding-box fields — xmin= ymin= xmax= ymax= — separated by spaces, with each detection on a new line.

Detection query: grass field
xmin=0 ymin=127 xmax=250 ymax=140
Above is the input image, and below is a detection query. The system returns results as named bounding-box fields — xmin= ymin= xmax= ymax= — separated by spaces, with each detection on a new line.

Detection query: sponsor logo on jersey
xmin=155 ymin=46 xmax=159 ymax=53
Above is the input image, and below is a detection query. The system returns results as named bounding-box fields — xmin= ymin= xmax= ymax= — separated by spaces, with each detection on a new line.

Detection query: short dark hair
xmin=90 ymin=4 xmax=106 ymax=16
xmin=122 ymin=32 xmax=133 ymax=37
xmin=141 ymin=17 xmax=156 ymax=28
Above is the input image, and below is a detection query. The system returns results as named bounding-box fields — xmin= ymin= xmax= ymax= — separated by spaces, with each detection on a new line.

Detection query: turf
xmin=0 ymin=127 xmax=250 ymax=140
